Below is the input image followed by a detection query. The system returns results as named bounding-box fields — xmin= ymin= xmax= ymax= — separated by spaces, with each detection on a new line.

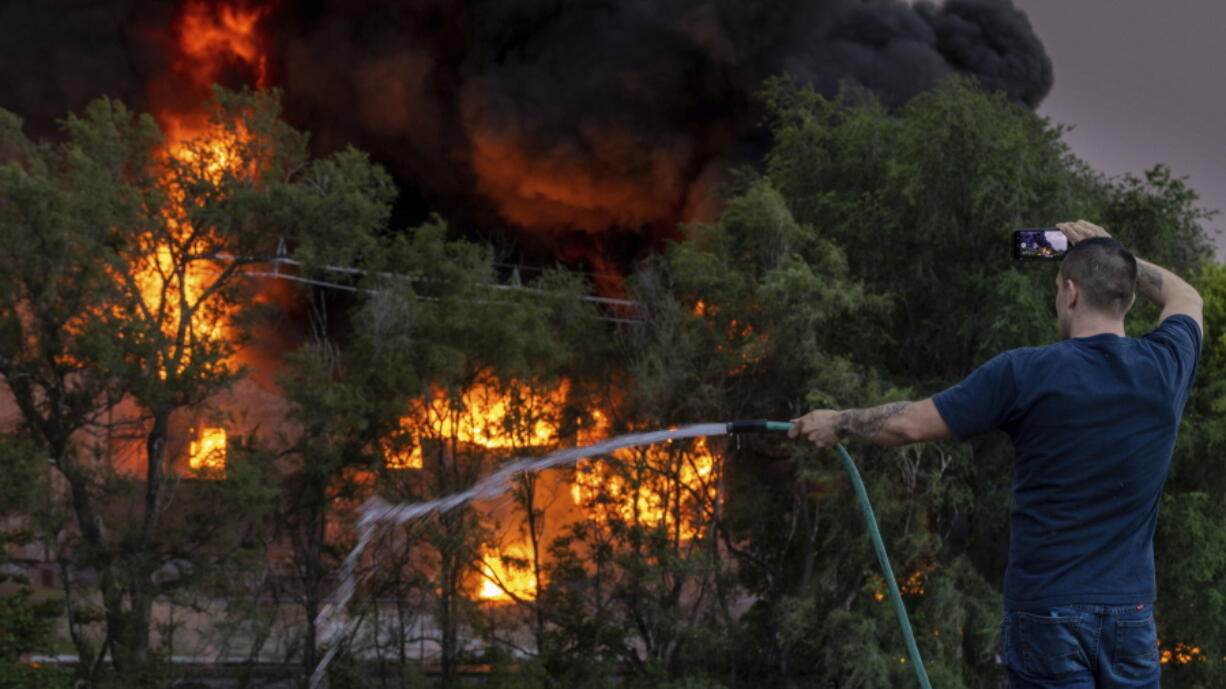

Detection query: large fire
xmin=178 ymin=1 xmax=272 ymax=87
xmin=129 ymin=115 xmax=251 ymax=381
xmin=571 ymin=438 xmax=718 ymax=540
xmin=388 ymin=377 xmax=571 ymax=470
xmin=139 ymin=0 xmax=270 ymax=333
xmin=388 ymin=376 xmax=722 ymax=602
xmin=157 ymin=0 xmax=269 ymax=166
xmin=130 ymin=0 xmax=271 ymax=470
xmin=143 ymin=0 xmax=724 ymax=602
xmin=157 ymin=0 xmax=274 ymax=144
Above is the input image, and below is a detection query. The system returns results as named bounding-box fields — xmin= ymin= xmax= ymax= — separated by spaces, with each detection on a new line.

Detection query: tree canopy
xmin=0 ymin=77 xmax=1220 ymax=689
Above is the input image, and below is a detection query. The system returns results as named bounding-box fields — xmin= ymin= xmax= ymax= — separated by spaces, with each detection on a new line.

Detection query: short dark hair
xmin=1058 ymin=237 xmax=1137 ymax=316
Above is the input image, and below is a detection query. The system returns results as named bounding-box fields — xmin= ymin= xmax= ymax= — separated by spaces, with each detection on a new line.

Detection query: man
xmin=789 ymin=220 xmax=1203 ymax=689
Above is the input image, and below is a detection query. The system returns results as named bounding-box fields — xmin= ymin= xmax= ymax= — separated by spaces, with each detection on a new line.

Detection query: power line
xmin=214 ymin=253 xmax=642 ymax=323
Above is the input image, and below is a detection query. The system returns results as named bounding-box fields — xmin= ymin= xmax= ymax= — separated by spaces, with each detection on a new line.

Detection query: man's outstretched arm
xmin=789 ymin=398 xmax=953 ymax=448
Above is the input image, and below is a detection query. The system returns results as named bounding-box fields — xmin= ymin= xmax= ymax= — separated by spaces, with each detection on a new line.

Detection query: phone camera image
xmin=1013 ymin=229 xmax=1068 ymax=260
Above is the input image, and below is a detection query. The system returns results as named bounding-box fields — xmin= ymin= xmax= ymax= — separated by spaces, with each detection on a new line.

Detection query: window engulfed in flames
xmin=386 ymin=378 xmax=570 ymax=471
xmin=189 ymin=427 xmax=227 ymax=473
xmin=384 ymin=377 xmax=722 ymax=602
xmin=570 ymin=439 xmax=718 ymax=541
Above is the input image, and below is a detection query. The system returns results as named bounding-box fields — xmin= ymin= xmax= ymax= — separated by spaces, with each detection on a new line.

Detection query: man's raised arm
xmin=1134 ymin=257 xmax=1204 ymax=334
xmin=1057 ymin=220 xmax=1204 ymax=336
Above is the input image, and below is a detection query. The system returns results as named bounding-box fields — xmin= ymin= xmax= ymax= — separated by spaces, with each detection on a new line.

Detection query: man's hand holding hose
xmin=789 ymin=399 xmax=951 ymax=449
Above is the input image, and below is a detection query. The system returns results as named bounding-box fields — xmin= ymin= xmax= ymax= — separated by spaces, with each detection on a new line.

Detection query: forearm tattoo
xmin=836 ymin=401 xmax=913 ymax=440
xmin=1137 ymin=263 xmax=1165 ymax=301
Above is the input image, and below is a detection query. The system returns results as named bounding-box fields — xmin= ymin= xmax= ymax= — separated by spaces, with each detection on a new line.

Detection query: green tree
xmin=532 ymin=75 xmax=1217 ymax=689
xmin=375 ymin=223 xmax=585 ymax=689
xmin=255 ymin=143 xmax=400 ymax=678
xmin=0 ymin=88 xmax=395 ymax=684
xmin=279 ymin=218 xmax=593 ymax=688
xmin=630 ymin=176 xmax=899 ymax=689
xmin=0 ymin=97 xmax=174 ymax=682
xmin=693 ymin=75 xmax=1220 ymax=689
xmin=0 ymin=438 xmax=73 ymax=689
xmin=1148 ymin=259 xmax=1226 ymax=688
xmin=530 ymin=171 xmax=888 ymax=688
xmin=749 ymin=77 xmax=1078 ymax=687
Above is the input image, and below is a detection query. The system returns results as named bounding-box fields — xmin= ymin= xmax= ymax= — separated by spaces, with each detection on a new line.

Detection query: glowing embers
xmin=872 ymin=561 xmax=937 ymax=602
xmin=189 ymin=427 xmax=227 ymax=473
xmin=692 ymin=300 xmax=768 ymax=375
xmin=571 ymin=437 xmax=719 ymax=540
xmin=1159 ymin=641 xmax=1205 ymax=665
xmin=478 ymin=544 xmax=538 ymax=602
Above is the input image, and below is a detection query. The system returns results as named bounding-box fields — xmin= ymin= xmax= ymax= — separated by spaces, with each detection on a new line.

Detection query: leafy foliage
xmin=0 ymin=77 xmax=1220 ymax=689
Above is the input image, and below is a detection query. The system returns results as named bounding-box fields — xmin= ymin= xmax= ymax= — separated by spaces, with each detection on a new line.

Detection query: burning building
xmin=0 ymin=0 xmax=1064 ymax=680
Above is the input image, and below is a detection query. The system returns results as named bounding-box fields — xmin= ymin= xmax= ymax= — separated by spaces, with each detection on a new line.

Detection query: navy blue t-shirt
xmin=932 ymin=315 xmax=1202 ymax=610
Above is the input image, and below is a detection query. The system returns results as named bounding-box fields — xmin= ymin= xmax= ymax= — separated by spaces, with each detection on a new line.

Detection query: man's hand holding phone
xmin=1056 ymin=220 xmax=1111 ymax=245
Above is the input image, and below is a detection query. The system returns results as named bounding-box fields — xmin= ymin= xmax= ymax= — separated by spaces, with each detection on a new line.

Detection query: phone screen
xmin=1013 ymin=229 xmax=1068 ymax=260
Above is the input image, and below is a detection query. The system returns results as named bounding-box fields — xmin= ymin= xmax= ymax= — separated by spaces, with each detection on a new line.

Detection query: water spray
xmin=310 ymin=420 xmax=932 ymax=689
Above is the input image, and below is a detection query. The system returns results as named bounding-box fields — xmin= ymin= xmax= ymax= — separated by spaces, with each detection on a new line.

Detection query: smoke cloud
xmin=0 ymin=0 xmax=1052 ymax=271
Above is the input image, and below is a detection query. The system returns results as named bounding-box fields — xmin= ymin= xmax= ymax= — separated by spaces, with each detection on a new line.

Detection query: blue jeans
xmin=1001 ymin=603 xmax=1161 ymax=689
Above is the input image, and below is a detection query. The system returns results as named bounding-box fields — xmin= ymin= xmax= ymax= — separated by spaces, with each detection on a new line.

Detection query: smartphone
xmin=1012 ymin=229 xmax=1069 ymax=261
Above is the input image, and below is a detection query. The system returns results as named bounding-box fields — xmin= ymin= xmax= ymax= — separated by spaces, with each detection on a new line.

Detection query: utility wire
xmin=208 ymin=253 xmax=642 ymax=323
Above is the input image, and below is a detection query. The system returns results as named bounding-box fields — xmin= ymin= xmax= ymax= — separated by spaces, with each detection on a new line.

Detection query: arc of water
xmin=308 ymin=422 xmax=729 ymax=689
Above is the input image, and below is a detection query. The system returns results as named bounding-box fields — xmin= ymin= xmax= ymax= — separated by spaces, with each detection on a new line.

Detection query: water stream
xmin=308 ymin=422 xmax=730 ymax=688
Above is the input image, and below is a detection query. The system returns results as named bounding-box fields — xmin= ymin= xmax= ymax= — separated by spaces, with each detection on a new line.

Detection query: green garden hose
xmin=726 ymin=420 xmax=934 ymax=689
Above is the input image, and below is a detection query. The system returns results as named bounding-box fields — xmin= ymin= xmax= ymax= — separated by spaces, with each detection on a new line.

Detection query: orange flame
xmin=157 ymin=1 xmax=274 ymax=145
xmin=391 ymin=376 xmax=721 ymax=605
xmin=389 ymin=377 xmax=569 ymax=468
xmin=189 ymin=427 xmax=227 ymax=472
xmin=124 ymin=113 xmax=255 ymax=389
xmin=478 ymin=544 xmax=538 ymax=602
xmin=571 ymin=437 xmax=719 ymax=540
xmin=692 ymin=299 xmax=768 ymax=375
xmin=178 ymin=1 xmax=272 ymax=86
xmin=139 ymin=0 xmax=271 ymax=364
xmin=393 ymin=376 xmax=720 ymax=540
xmin=136 ymin=1 xmax=272 ymax=470
xmin=466 ymin=128 xmax=687 ymax=237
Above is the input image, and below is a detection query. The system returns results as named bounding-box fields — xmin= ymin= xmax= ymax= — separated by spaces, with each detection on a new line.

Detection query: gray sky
xmin=1012 ymin=1 xmax=1226 ymax=259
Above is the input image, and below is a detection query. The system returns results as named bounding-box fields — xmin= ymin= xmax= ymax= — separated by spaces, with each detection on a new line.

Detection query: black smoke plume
xmin=0 ymin=0 xmax=1052 ymax=270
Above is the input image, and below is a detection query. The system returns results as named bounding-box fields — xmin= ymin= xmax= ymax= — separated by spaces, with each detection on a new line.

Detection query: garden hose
xmin=727 ymin=420 xmax=934 ymax=689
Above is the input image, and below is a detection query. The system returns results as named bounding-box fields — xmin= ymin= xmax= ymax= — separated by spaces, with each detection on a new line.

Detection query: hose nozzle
xmin=726 ymin=419 xmax=794 ymax=434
